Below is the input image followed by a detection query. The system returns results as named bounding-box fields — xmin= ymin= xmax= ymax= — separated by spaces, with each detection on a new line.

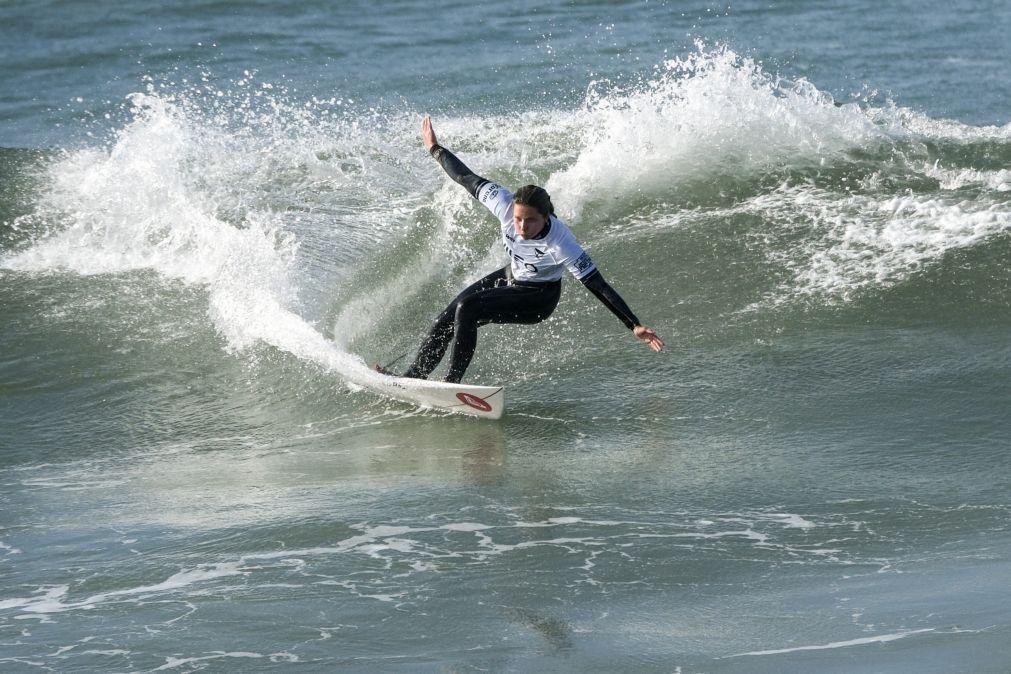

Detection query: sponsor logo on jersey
xmin=479 ymin=183 xmax=501 ymax=205
xmin=573 ymin=252 xmax=595 ymax=273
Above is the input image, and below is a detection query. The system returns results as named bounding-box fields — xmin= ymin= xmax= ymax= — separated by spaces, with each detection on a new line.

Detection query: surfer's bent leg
xmin=445 ymin=281 xmax=561 ymax=384
xmin=402 ymin=267 xmax=510 ymax=379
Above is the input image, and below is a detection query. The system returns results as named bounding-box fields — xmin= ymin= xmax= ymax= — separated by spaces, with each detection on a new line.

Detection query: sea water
xmin=1 ymin=0 xmax=1010 ymax=671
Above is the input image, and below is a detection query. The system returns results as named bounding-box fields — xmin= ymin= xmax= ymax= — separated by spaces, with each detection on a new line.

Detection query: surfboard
xmin=363 ymin=370 xmax=505 ymax=419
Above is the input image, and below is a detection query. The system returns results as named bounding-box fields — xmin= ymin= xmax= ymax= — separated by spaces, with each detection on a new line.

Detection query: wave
xmin=537 ymin=43 xmax=1010 ymax=309
xmin=2 ymin=45 xmax=1008 ymax=389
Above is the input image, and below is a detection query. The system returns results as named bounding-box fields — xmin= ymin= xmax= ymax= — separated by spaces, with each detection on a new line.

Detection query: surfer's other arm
xmin=580 ymin=270 xmax=665 ymax=352
xmin=422 ymin=116 xmax=488 ymax=198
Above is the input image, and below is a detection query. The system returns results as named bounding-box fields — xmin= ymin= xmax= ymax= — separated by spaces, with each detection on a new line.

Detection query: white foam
xmin=0 ymin=659 xmax=45 ymax=668
xmin=725 ymin=628 xmax=935 ymax=658
xmin=744 ymin=184 xmax=1010 ymax=301
xmin=153 ymin=652 xmax=270 ymax=671
xmin=799 ymin=195 xmax=1006 ymax=296
xmin=0 ymin=541 xmax=21 ymax=555
xmin=361 ymin=525 xmax=423 ymax=537
xmin=0 ymin=585 xmax=69 ymax=612
xmin=923 ymin=163 xmax=1011 ymax=192
xmin=874 ymin=105 xmax=1011 ymax=143
xmin=768 ymin=513 xmax=817 ymax=529
xmin=678 ymin=529 xmax=770 ymax=544
xmin=441 ymin=522 xmax=492 ymax=532
xmin=84 ymin=563 xmax=245 ymax=606
xmin=488 ymin=537 xmax=599 ymax=554
xmin=1 ymin=564 xmax=245 ymax=616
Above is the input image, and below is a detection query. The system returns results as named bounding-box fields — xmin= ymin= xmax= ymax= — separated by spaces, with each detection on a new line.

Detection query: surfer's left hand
xmin=421 ymin=115 xmax=438 ymax=151
xmin=633 ymin=325 xmax=665 ymax=352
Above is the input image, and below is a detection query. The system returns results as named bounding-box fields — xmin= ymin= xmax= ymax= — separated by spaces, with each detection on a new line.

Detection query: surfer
xmin=389 ymin=116 xmax=664 ymax=384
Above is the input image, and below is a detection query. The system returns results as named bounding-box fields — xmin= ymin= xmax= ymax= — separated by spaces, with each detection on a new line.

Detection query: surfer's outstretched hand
xmin=633 ymin=325 xmax=665 ymax=352
xmin=421 ymin=115 xmax=438 ymax=151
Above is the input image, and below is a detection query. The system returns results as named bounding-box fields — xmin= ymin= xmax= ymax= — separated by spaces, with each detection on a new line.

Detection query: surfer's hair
xmin=514 ymin=185 xmax=555 ymax=217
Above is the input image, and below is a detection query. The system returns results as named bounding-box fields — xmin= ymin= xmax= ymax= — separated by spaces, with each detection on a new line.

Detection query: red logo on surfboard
xmin=456 ymin=392 xmax=493 ymax=413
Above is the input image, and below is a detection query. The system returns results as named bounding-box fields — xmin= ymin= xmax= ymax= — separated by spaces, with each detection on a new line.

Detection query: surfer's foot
xmin=375 ymin=364 xmax=429 ymax=379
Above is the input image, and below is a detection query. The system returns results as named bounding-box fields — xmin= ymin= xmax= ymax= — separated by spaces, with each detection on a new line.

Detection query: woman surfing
xmin=383 ymin=116 xmax=664 ymax=384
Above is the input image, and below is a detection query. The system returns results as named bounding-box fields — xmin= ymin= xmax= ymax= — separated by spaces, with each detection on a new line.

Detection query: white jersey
xmin=476 ymin=182 xmax=597 ymax=283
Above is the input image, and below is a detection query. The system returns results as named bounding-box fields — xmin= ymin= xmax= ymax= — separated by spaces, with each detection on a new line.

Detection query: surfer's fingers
xmin=633 ymin=325 xmax=663 ymax=351
xmin=421 ymin=116 xmax=437 ymax=148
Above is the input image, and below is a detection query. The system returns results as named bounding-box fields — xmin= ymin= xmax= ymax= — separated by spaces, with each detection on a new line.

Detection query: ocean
xmin=1 ymin=0 xmax=1009 ymax=671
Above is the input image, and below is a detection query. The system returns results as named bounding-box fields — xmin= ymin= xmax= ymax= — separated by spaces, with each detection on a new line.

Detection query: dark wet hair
xmin=513 ymin=184 xmax=555 ymax=218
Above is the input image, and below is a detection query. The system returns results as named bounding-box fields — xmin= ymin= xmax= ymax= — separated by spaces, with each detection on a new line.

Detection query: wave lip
xmin=549 ymin=43 xmax=888 ymax=216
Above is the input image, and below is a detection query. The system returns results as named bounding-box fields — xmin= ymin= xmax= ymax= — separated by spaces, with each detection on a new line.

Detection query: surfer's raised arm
xmin=421 ymin=116 xmax=488 ymax=198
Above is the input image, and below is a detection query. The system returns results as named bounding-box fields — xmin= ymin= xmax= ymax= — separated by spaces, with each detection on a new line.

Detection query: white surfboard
xmin=365 ymin=371 xmax=505 ymax=419
xmin=339 ymin=357 xmax=503 ymax=419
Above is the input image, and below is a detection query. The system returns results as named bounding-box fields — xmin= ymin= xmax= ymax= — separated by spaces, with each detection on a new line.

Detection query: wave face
xmin=2 ymin=46 xmax=1010 ymax=391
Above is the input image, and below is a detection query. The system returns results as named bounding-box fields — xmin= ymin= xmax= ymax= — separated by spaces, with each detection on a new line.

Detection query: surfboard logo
xmin=456 ymin=392 xmax=493 ymax=413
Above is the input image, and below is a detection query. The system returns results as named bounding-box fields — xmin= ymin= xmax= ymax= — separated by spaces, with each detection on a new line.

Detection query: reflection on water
xmin=5 ymin=413 xmax=508 ymax=530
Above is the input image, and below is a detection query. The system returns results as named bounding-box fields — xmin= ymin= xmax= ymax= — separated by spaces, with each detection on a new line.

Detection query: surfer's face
xmin=513 ymin=203 xmax=547 ymax=239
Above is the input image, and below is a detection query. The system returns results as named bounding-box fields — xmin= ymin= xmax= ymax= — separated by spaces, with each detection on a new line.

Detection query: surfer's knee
xmin=454 ymin=298 xmax=472 ymax=323
xmin=454 ymin=295 xmax=482 ymax=327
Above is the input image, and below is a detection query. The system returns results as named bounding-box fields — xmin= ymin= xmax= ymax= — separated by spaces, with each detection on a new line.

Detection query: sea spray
xmin=548 ymin=43 xmax=887 ymax=218
xmin=0 ymin=90 xmax=379 ymax=382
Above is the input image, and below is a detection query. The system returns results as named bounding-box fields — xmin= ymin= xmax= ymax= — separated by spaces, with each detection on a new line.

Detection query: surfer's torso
xmin=476 ymin=182 xmax=597 ymax=284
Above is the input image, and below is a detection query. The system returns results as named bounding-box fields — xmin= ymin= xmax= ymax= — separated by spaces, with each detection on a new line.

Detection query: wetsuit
xmin=402 ymin=144 xmax=641 ymax=383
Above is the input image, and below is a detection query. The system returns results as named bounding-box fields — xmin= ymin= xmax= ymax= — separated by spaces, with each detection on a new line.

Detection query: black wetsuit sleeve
xmin=429 ymin=144 xmax=489 ymax=199
xmin=580 ymin=270 xmax=641 ymax=331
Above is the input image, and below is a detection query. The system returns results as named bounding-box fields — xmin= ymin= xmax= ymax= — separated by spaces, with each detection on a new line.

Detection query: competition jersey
xmin=476 ymin=182 xmax=597 ymax=283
